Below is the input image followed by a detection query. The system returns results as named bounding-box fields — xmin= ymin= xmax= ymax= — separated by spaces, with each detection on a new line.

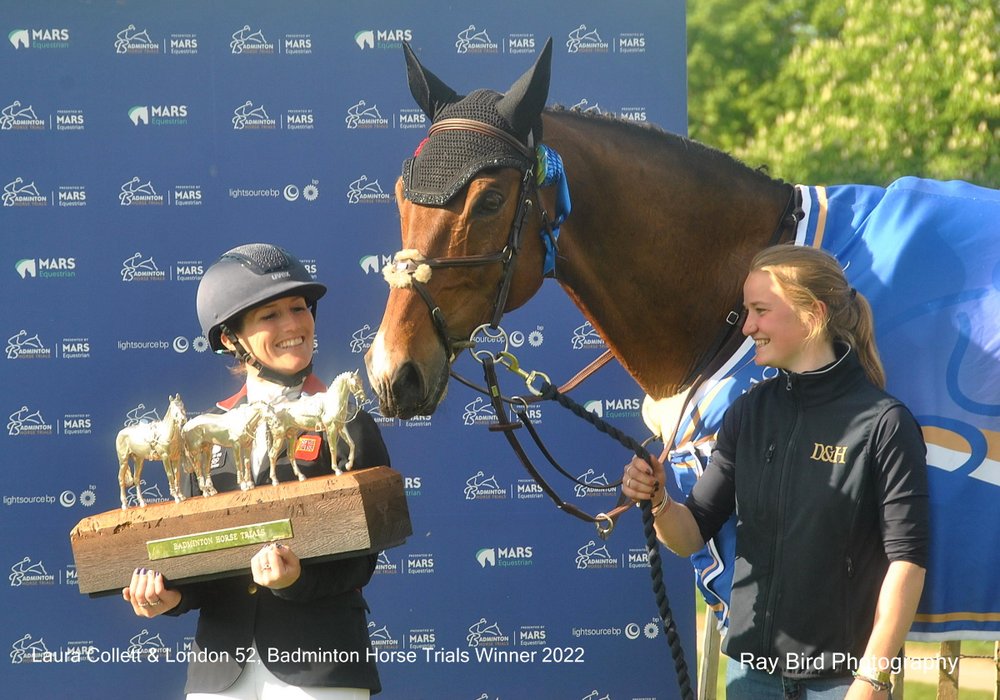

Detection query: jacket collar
xmin=216 ymin=373 xmax=327 ymax=410
xmin=780 ymin=343 xmax=866 ymax=404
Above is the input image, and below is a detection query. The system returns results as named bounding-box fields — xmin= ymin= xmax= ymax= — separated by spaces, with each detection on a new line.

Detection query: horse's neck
xmin=541 ymin=111 xmax=791 ymax=399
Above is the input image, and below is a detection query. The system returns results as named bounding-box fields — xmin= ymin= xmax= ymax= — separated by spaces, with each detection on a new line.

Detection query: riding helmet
xmin=197 ymin=243 xmax=327 ymax=354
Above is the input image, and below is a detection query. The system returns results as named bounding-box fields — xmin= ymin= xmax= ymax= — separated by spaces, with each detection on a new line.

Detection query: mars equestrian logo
xmin=283 ymin=33 xmax=312 ymax=54
xmin=121 ymin=252 xmax=166 ymax=282
xmin=575 ymin=540 xmax=618 ymax=569
xmin=515 ymin=478 xmax=544 ymax=500
xmin=119 ymin=177 xmax=164 ymax=206
xmin=566 ymin=25 xmax=609 ymax=53
xmin=408 ymin=627 xmax=436 ymax=649
xmin=466 ymin=618 xmax=510 ymax=648
xmin=618 ymin=32 xmax=647 ymax=54
xmin=346 ymin=175 xmax=392 ymax=204
xmin=232 ymin=101 xmax=275 ymax=129
xmin=7 ymin=28 xmax=70 ymax=50
xmin=6 ymin=330 xmax=52 ymax=360
xmin=168 ymin=33 xmax=198 ymax=54
xmin=56 ymin=186 xmax=86 ymax=207
xmin=230 ymin=25 xmax=273 ymax=54
xmin=3 ymin=178 xmax=47 ymax=206
xmin=359 ymin=254 xmax=392 ymax=275
xmin=406 ymin=552 xmax=435 ymax=575
xmin=7 ymin=406 xmax=53 ymax=436
xmin=620 ymin=106 xmax=648 ymax=122
xmin=345 ymin=100 xmax=389 ymax=129
xmin=464 ymin=470 xmax=507 ymax=500
xmin=129 ymin=104 xmax=188 ymax=126
xmin=9 ymin=557 xmax=54 ymax=586
xmin=115 ymin=25 xmax=159 ymax=54
xmin=1 ymin=101 xmax=44 ymax=130
xmin=584 ymin=396 xmax=641 ymax=419
xmin=455 ymin=25 xmax=498 ymax=54
xmin=354 ymin=28 xmax=412 ymax=50
xmin=507 ymin=33 xmax=536 ymax=55
xmin=476 ymin=545 xmax=533 ymax=569
xmin=15 ymin=257 xmax=76 ymax=279
xmin=627 ymin=547 xmax=651 ymax=570
xmin=518 ymin=625 xmax=547 ymax=646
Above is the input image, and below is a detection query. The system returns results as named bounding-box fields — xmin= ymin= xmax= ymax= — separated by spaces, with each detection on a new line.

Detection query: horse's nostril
xmin=390 ymin=362 xmax=425 ymax=409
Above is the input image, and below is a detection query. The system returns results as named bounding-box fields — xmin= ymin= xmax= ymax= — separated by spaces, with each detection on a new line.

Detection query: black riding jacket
xmin=686 ymin=346 xmax=929 ymax=677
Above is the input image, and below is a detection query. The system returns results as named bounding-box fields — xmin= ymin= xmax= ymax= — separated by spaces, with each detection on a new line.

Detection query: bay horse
xmin=366 ymin=40 xmax=796 ymax=418
xmin=364 ymin=38 xmax=1000 ymax=659
xmin=117 ymin=394 xmax=187 ymax=509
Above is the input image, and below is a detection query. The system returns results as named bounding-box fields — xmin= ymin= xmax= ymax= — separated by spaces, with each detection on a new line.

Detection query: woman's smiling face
xmin=742 ymin=270 xmax=818 ymax=372
xmin=228 ymin=295 xmax=315 ymax=376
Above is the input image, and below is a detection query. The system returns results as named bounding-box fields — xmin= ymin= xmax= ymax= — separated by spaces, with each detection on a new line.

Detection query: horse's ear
xmin=403 ymin=41 xmax=458 ymax=120
xmin=496 ymin=37 xmax=552 ymax=138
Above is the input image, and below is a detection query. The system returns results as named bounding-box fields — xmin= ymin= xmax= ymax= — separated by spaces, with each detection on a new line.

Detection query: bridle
xmin=384 ymin=119 xmax=553 ymax=362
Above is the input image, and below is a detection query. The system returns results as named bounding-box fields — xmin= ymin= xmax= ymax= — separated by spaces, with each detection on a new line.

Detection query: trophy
xmin=69 ymin=372 xmax=411 ymax=595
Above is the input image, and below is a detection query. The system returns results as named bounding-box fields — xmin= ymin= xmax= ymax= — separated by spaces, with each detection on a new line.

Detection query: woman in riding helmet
xmin=122 ymin=243 xmax=389 ymax=699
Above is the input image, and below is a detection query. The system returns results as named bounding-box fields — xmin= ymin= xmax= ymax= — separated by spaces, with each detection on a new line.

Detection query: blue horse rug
xmin=658 ymin=177 xmax=1000 ymax=641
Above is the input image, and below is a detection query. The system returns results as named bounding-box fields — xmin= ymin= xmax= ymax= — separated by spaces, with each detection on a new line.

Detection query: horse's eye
xmin=474 ymin=190 xmax=504 ymax=216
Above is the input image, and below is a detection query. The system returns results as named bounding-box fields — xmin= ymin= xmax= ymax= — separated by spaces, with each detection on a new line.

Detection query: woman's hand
xmin=251 ymin=542 xmax=301 ymax=589
xmin=622 ymin=454 xmax=667 ymax=507
xmin=122 ymin=569 xmax=181 ymax=617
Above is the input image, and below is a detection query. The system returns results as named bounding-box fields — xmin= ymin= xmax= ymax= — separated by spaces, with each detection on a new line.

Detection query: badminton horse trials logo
xmin=120 ymin=252 xmax=165 ymax=281
xmin=455 ymin=25 xmax=498 ymax=54
xmin=6 ymin=330 xmax=51 ymax=359
xmin=346 ymin=175 xmax=391 ymax=204
xmin=345 ymin=100 xmax=388 ymax=129
xmin=3 ymin=178 xmax=46 ymax=206
xmin=466 ymin=618 xmax=510 ymax=647
xmin=9 ymin=557 xmax=54 ymax=586
xmin=1 ymin=101 xmax=44 ymax=130
xmin=230 ymin=25 xmax=273 ymax=54
xmin=115 ymin=25 xmax=158 ymax=54
xmin=565 ymin=24 xmax=609 ymax=53
xmin=7 ymin=406 xmax=53 ymax=436
xmin=575 ymin=540 xmax=617 ymax=569
xmin=119 ymin=177 xmax=163 ymax=206
xmin=232 ymin=100 xmax=275 ymax=129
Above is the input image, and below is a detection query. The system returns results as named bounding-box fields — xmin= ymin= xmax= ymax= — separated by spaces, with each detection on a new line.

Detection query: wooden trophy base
xmin=69 ymin=466 xmax=410 ymax=596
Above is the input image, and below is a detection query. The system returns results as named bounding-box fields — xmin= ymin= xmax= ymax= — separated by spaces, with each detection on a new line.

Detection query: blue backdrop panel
xmin=2 ymin=2 xmax=693 ymax=698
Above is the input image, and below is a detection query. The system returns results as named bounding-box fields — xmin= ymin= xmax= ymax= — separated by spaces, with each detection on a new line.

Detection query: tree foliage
xmin=687 ymin=0 xmax=999 ymax=186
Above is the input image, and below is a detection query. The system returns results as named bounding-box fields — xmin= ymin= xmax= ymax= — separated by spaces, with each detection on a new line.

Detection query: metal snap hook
xmin=594 ymin=513 xmax=615 ymax=540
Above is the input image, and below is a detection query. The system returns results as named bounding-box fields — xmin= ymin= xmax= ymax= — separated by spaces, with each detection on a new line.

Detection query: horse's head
xmin=166 ymin=394 xmax=186 ymax=424
xmin=366 ymin=40 xmax=553 ymax=418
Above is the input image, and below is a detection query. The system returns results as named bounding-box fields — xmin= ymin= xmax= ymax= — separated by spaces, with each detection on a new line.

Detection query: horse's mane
xmin=545 ymin=105 xmax=782 ymax=187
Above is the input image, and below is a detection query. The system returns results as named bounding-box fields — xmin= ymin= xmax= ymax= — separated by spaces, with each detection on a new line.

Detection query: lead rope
xmin=479 ymin=354 xmax=694 ymax=700
xmin=534 ymin=379 xmax=694 ymax=700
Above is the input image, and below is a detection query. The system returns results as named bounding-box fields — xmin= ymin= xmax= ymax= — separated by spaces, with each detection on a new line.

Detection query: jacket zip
xmin=760 ymin=389 xmax=800 ymax=656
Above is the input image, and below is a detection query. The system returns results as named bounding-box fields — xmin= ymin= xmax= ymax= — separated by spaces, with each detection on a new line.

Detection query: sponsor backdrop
xmin=2 ymin=2 xmax=693 ymax=698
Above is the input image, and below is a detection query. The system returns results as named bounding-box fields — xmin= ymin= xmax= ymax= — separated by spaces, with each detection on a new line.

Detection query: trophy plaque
xmin=70 ymin=466 xmax=411 ymax=596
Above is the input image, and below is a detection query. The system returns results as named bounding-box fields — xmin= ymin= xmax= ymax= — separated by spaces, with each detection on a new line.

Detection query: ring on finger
xmin=262 ymin=564 xmax=271 ymax=571
xmin=138 ymin=602 xmax=150 ymax=608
